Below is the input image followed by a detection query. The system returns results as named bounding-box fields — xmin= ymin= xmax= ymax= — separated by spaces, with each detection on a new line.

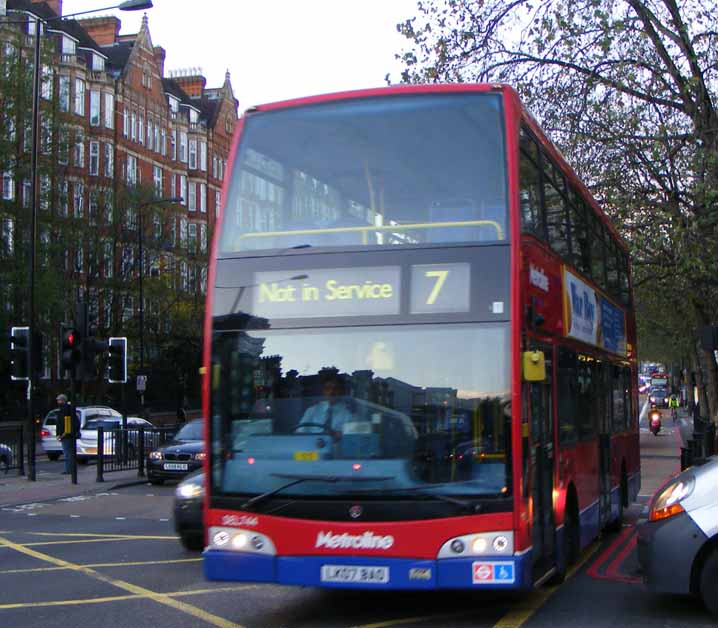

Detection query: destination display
xmin=251 ymin=264 xmax=471 ymax=319
xmin=563 ymin=268 xmax=626 ymax=356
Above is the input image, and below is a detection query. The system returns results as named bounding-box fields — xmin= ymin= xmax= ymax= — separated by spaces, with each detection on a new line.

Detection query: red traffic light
xmin=67 ymin=332 xmax=75 ymax=346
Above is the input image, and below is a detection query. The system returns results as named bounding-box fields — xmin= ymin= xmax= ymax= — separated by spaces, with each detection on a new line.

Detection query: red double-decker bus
xmin=202 ymin=84 xmax=639 ymax=590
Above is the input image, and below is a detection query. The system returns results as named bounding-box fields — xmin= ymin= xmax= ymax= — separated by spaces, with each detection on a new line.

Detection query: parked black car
xmin=174 ymin=470 xmax=204 ymax=551
xmin=147 ymin=419 xmax=204 ymax=484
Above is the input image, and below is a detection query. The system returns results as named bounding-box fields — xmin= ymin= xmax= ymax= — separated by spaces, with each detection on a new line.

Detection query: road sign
xmin=136 ymin=375 xmax=147 ymax=392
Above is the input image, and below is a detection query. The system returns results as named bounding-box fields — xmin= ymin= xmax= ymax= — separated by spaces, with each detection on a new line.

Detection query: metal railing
xmin=0 ymin=422 xmax=25 ymax=475
xmin=96 ymin=425 xmax=178 ymax=482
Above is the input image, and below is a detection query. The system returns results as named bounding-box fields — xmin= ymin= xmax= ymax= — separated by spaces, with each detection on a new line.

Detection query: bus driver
xmin=296 ymin=373 xmax=356 ymax=440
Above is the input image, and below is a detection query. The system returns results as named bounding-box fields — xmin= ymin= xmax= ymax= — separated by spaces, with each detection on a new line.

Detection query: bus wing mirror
xmin=522 ymin=350 xmax=546 ymax=382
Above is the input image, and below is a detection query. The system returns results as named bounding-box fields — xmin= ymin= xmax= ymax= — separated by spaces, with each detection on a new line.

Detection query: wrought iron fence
xmin=0 ymin=422 xmax=25 ymax=475
xmin=96 ymin=425 xmax=179 ymax=482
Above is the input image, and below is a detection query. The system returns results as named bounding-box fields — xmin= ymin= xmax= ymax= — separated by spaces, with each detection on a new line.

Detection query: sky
xmin=61 ymin=0 xmax=421 ymax=111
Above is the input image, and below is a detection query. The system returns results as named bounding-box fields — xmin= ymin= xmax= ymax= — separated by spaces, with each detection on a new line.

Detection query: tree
xmin=395 ymin=0 xmax=718 ymax=422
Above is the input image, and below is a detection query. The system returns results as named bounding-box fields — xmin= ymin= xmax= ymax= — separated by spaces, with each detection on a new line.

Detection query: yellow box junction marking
xmin=0 ymin=534 xmax=244 ymax=628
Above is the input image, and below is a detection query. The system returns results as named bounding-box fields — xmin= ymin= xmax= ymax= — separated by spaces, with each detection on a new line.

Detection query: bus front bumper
xmin=203 ymin=550 xmax=533 ymax=590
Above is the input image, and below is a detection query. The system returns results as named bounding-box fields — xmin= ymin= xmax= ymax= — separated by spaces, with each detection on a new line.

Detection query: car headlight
xmin=149 ymin=451 xmax=163 ymax=460
xmin=649 ymin=476 xmax=695 ymax=522
xmin=649 ymin=396 xmax=655 ymax=403
xmin=194 ymin=452 xmax=207 ymax=461
xmin=176 ymin=482 xmax=204 ymax=500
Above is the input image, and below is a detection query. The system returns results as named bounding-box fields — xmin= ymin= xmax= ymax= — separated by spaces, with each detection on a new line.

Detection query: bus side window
xmin=577 ymin=357 xmax=598 ymax=440
xmin=557 ymin=347 xmax=578 ymax=444
xmin=543 ymin=167 xmax=569 ymax=258
xmin=519 ymin=139 xmax=544 ymax=240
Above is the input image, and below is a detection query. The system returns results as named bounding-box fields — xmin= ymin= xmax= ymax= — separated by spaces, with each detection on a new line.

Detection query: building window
xmin=153 ymin=213 xmax=161 ymax=239
xmin=131 ymin=112 xmax=137 ymax=141
xmin=104 ymin=93 xmax=114 ymax=128
xmin=89 ymin=190 xmax=99 ymax=225
xmin=74 ymin=182 xmax=84 ymax=217
xmin=62 ymin=36 xmax=76 ymax=56
xmin=40 ymin=175 xmax=50 ymax=210
xmin=212 ymin=155 xmax=218 ymax=178
xmin=180 ymin=217 xmax=187 ymax=246
xmin=59 ymin=76 xmax=70 ymax=111
xmin=154 ymin=125 xmax=159 ymax=153
xmin=179 ymin=131 xmax=188 ymax=162
xmin=58 ymin=128 xmax=69 ymax=165
xmin=171 ymin=129 xmax=177 ymax=160
xmin=170 ymin=173 xmax=176 ymax=198
xmin=153 ymin=165 xmax=163 ymax=196
xmin=160 ymin=129 xmax=167 ymax=156
xmin=180 ymin=175 xmax=187 ymax=205
xmin=74 ymin=78 xmax=85 ymax=116
xmin=104 ymin=195 xmax=113 ymax=224
xmin=89 ymin=142 xmax=99 ymax=176
xmin=59 ymin=180 xmax=69 ymax=217
xmin=200 ymin=223 xmax=207 ymax=252
xmin=200 ymin=141 xmax=207 ymax=171
xmin=188 ymin=181 xmax=196 ymax=211
xmin=138 ymin=113 xmax=144 ymax=145
xmin=92 ymin=54 xmax=105 ymax=72
xmin=189 ymin=139 xmax=197 ymax=169
xmin=188 ymin=222 xmax=197 ymax=252
xmin=123 ymin=108 xmax=129 ymax=136
xmin=40 ymin=117 xmax=51 ymax=154
xmin=90 ymin=90 xmax=100 ymax=126
xmin=41 ymin=65 xmax=53 ymax=100
xmin=22 ymin=180 xmax=31 ymax=208
xmin=147 ymin=118 xmax=153 ymax=150
xmin=103 ymin=143 xmax=113 ymax=177
xmin=2 ymin=218 xmax=13 ymax=257
xmin=74 ymin=130 xmax=85 ymax=168
xmin=2 ymin=172 xmax=14 ymax=200
xmin=200 ymin=183 xmax=206 ymax=213
xmin=127 ymin=155 xmax=137 ymax=185
xmin=215 ymin=190 xmax=221 ymax=217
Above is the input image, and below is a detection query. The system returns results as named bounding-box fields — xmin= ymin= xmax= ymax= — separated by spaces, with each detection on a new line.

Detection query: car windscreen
xmin=175 ymin=421 xmax=203 ymax=441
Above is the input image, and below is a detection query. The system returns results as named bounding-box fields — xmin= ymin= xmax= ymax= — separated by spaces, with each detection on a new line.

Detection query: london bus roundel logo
xmin=348 ymin=505 xmax=363 ymax=519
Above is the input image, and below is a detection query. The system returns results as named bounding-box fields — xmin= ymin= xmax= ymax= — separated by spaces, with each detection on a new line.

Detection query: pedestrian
xmin=55 ymin=394 xmax=79 ymax=475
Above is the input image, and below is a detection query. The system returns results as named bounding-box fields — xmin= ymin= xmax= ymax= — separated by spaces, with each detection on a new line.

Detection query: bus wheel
xmin=563 ymin=500 xmax=580 ymax=567
xmin=606 ymin=472 xmax=627 ymax=533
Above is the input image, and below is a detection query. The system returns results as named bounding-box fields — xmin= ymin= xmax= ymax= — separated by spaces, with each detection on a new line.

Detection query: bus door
xmin=598 ymin=363 xmax=612 ymax=527
xmin=528 ymin=343 xmax=556 ymax=572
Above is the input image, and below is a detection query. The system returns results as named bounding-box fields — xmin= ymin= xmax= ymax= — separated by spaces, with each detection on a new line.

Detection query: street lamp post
xmin=136 ymin=196 xmax=181 ymax=407
xmin=3 ymin=0 xmax=153 ymax=481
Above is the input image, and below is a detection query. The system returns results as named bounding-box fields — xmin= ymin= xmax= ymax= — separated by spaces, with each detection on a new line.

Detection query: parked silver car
xmin=40 ymin=406 xmax=121 ymax=461
xmin=637 ymin=455 xmax=718 ymax=617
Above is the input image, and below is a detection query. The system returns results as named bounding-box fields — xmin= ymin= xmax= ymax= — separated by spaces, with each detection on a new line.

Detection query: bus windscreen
xmin=210 ymin=323 xmax=511 ymax=510
xmin=219 ymin=93 xmax=508 ymax=253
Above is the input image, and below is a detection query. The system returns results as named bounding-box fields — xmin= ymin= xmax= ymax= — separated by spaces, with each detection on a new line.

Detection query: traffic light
xmin=82 ymin=337 xmax=108 ymax=381
xmin=60 ymin=324 xmax=81 ymax=374
xmin=9 ymin=326 xmax=30 ymax=381
xmin=107 ymin=337 xmax=127 ymax=383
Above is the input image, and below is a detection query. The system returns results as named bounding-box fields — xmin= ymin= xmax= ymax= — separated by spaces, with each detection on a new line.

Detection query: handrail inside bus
xmin=236 ymin=220 xmax=505 ymax=243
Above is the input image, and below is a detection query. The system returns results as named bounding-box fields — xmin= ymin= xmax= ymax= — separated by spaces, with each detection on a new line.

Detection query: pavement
xmin=0 ymin=457 xmax=146 ymax=508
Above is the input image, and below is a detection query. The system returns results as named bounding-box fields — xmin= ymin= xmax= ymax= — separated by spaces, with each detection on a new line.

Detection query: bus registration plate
xmin=320 ymin=565 xmax=389 ymax=584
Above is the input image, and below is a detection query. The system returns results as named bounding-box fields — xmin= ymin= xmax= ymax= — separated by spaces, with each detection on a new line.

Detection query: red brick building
xmin=1 ymin=0 xmax=238 ymax=392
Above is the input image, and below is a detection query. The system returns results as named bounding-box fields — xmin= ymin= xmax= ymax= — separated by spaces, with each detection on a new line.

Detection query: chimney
xmin=174 ymin=71 xmax=206 ymax=99
xmin=32 ymin=0 xmax=62 ymax=16
xmin=154 ymin=46 xmax=166 ymax=78
xmin=77 ymin=16 xmax=122 ymax=46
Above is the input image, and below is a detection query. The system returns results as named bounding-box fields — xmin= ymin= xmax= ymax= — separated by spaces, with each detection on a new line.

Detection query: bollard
xmin=137 ymin=426 xmax=145 ymax=478
xmin=96 ymin=426 xmax=104 ymax=482
xmin=18 ymin=425 xmax=25 ymax=477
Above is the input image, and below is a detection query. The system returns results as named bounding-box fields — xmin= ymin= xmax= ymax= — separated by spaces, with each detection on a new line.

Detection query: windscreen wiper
xmin=349 ymin=485 xmax=482 ymax=514
xmin=240 ymin=473 xmax=395 ymax=511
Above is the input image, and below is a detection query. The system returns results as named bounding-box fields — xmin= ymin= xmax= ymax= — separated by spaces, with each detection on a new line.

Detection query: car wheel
xmin=47 ymin=452 xmax=60 ymax=461
xmin=0 ymin=455 xmax=8 ymax=473
xmin=700 ymin=547 xmax=718 ymax=617
xmin=179 ymin=534 xmax=204 ymax=552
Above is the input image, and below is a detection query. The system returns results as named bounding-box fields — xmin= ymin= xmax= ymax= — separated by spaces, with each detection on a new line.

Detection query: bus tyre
xmin=563 ymin=502 xmax=580 ymax=567
xmin=606 ymin=472 xmax=627 ymax=533
xmin=180 ymin=534 xmax=204 ymax=552
xmin=700 ymin=547 xmax=718 ymax=617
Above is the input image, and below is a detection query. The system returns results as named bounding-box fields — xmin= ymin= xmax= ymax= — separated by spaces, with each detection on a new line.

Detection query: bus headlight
xmin=208 ymin=527 xmax=276 ymax=555
xmin=438 ymin=532 xmax=514 ymax=558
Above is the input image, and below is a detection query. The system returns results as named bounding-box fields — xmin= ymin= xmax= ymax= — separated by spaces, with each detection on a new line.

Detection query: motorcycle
xmin=649 ymin=409 xmax=662 ymax=436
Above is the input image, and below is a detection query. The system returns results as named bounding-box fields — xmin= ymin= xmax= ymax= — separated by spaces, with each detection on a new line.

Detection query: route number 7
xmin=425 ymin=270 xmax=449 ymax=305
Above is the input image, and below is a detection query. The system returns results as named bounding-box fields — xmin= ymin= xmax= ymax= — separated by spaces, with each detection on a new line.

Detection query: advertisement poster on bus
xmin=563 ymin=269 xmax=598 ymax=345
xmin=563 ymin=269 xmax=626 ymax=356
xmin=522 ymin=243 xmax=564 ymax=336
